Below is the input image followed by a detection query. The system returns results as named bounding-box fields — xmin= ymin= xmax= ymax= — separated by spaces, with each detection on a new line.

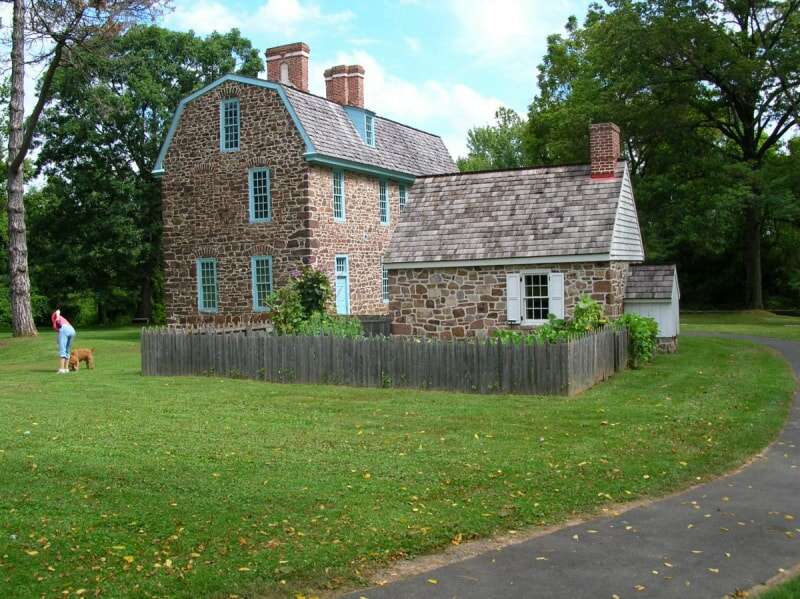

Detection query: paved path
xmin=343 ymin=336 xmax=800 ymax=599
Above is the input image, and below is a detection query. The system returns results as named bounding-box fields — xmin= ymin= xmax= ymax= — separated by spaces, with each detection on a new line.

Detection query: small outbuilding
xmin=624 ymin=264 xmax=680 ymax=351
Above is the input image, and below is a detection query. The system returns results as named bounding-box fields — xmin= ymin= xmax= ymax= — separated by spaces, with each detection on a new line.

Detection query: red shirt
xmin=51 ymin=312 xmax=71 ymax=331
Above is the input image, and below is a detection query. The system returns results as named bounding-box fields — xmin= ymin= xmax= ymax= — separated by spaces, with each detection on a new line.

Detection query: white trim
xmin=324 ymin=73 xmax=349 ymax=79
xmin=384 ymin=253 xmax=611 ymax=270
xmin=265 ymin=51 xmax=309 ymax=61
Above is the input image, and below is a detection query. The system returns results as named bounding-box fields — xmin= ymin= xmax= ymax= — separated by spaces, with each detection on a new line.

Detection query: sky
xmin=0 ymin=0 xmax=594 ymax=159
xmin=160 ymin=0 xmax=595 ymax=158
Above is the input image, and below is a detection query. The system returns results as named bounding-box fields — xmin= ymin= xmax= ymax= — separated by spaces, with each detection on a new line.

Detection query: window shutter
xmin=548 ymin=272 xmax=565 ymax=319
xmin=506 ymin=273 xmax=522 ymax=323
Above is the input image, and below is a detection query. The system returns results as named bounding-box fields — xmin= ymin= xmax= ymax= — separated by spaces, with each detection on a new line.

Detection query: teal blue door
xmin=335 ymin=255 xmax=350 ymax=315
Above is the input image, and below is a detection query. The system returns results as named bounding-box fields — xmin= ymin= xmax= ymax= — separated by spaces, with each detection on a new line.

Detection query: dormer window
xmin=220 ymin=98 xmax=240 ymax=152
xmin=365 ymin=113 xmax=375 ymax=147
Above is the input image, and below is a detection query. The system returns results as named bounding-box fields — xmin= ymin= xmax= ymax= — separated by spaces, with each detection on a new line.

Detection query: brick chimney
xmin=266 ymin=42 xmax=309 ymax=92
xmin=346 ymin=65 xmax=364 ymax=108
xmin=589 ymin=122 xmax=621 ymax=179
xmin=324 ymin=64 xmax=349 ymax=105
xmin=324 ymin=64 xmax=365 ymax=108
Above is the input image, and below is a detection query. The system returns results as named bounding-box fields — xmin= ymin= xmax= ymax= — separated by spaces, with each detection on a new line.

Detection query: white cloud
xmin=404 ymin=36 xmax=421 ymax=53
xmin=165 ymin=0 xmax=352 ymax=36
xmin=310 ymin=50 xmax=502 ymax=159
xmin=447 ymin=0 xmax=574 ymax=66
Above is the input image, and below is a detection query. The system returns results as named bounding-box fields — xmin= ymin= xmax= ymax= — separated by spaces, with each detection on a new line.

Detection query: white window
xmin=505 ymin=271 xmax=564 ymax=323
xmin=399 ymin=184 xmax=407 ymax=210
xmin=220 ymin=98 xmax=240 ymax=152
xmin=248 ymin=167 xmax=272 ymax=222
xmin=381 ymin=259 xmax=389 ymax=303
xmin=333 ymin=170 xmax=345 ymax=222
xmin=196 ymin=258 xmax=219 ymax=313
xmin=379 ymin=180 xmax=389 ymax=225
xmin=365 ymin=113 xmax=375 ymax=147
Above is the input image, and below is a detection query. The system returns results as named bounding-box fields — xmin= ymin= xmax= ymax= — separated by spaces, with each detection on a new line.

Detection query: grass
xmin=682 ymin=309 xmax=800 ymax=341
xmin=0 ymin=328 xmax=795 ymax=598
xmin=759 ymin=575 xmax=800 ymax=598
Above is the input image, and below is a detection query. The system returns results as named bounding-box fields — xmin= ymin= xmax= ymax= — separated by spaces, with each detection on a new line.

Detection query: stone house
xmin=384 ymin=123 xmax=649 ymax=339
xmin=153 ymin=42 xmax=455 ymax=325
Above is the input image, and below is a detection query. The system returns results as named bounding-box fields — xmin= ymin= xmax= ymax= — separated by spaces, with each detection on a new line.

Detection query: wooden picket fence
xmin=140 ymin=326 xmax=628 ymax=396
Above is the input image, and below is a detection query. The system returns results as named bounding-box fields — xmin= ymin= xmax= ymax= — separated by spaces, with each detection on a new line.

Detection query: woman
xmin=51 ymin=309 xmax=76 ymax=374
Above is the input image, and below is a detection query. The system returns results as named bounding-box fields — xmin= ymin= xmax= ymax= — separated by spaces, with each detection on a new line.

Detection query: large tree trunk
xmin=744 ymin=204 xmax=763 ymax=310
xmin=6 ymin=0 xmax=37 ymax=337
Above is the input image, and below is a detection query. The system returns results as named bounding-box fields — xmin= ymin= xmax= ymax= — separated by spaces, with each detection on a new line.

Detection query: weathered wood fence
xmin=141 ymin=327 xmax=628 ymax=395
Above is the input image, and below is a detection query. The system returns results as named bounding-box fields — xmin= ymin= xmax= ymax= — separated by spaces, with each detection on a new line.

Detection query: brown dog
xmin=68 ymin=348 xmax=95 ymax=371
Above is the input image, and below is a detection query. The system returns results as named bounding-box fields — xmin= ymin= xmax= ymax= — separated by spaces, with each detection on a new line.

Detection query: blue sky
xmin=161 ymin=0 xmax=595 ymax=158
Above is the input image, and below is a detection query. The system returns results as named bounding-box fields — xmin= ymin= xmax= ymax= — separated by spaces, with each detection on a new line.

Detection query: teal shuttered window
xmin=379 ymin=180 xmax=389 ymax=225
xmin=220 ymin=99 xmax=240 ymax=152
xmin=249 ymin=167 xmax=272 ymax=222
xmin=333 ymin=170 xmax=345 ymax=222
xmin=251 ymin=256 xmax=273 ymax=311
xmin=196 ymin=258 xmax=219 ymax=313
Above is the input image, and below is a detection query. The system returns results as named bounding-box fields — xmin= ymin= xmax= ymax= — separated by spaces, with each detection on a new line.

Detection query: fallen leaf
xmin=427 ymin=579 xmax=438 ymax=585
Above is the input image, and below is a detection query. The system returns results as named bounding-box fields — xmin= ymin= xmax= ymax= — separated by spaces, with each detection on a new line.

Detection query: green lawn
xmin=0 ymin=328 xmax=795 ymax=598
xmin=682 ymin=310 xmax=800 ymax=341
xmin=759 ymin=575 xmax=800 ymax=598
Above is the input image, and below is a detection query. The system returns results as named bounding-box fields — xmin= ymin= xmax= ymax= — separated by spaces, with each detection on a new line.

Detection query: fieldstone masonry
xmin=389 ymin=262 xmax=630 ymax=339
xmin=161 ymin=82 xmax=398 ymax=325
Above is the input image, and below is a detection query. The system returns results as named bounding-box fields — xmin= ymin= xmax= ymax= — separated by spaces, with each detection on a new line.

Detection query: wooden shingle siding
xmin=609 ymin=165 xmax=645 ymax=261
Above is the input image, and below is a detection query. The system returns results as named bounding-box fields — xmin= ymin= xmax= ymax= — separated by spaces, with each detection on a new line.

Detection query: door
xmin=335 ymin=255 xmax=350 ymax=315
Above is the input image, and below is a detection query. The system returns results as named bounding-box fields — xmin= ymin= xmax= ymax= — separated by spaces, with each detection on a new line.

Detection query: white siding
xmin=624 ymin=274 xmax=680 ymax=338
xmin=610 ymin=165 xmax=645 ymax=262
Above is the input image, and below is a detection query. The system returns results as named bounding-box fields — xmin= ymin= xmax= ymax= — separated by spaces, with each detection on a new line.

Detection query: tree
xmin=5 ymin=0 xmax=166 ymax=337
xmin=457 ymin=107 xmax=526 ymax=172
xmin=35 ymin=26 xmax=263 ymax=323
xmin=524 ymin=1 xmax=800 ymax=308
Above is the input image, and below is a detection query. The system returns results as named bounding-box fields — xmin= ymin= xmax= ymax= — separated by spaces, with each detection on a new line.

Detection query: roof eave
xmin=304 ymin=152 xmax=416 ymax=184
xmin=384 ymin=253 xmax=612 ymax=270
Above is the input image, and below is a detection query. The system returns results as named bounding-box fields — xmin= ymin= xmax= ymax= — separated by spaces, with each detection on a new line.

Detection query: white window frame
xmin=521 ymin=270 xmax=551 ymax=325
xmin=219 ymin=98 xmax=240 ymax=152
xmin=381 ymin=258 xmax=389 ymax=303
xmin=379 ymin=179 xmax=389 ymax=225
xmin=333 ymin=169 xmax=345 ymax=222
xmin=365 ymin=113 xmax=375 ymax=147
xmin=399 ymin=184 xmax=407 ymax=211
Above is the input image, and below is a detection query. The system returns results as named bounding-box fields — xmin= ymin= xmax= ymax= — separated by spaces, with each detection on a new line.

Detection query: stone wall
xmin=308 ymin=166 xmax=398 ymax=315
xmin=389 ymin=262 xmax=630 ymax=339
xmin=161 ymin=81 xmax=311 ymax=325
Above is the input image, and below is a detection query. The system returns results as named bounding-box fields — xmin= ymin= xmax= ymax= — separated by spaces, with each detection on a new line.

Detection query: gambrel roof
xmin=625 ymin=264 xmax=679 ymax=300
xmin=385 ymin=162 xmax=645 ymax=267
xmin=153 ymin=74 xmax=455 ymax=180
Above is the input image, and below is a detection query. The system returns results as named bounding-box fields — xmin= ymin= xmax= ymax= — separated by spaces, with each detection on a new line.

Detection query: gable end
xmin=609 ymin=164 xmax=645 ymax=262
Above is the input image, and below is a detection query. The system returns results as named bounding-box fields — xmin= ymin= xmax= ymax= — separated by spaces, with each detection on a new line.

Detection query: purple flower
xmin=290 ymin=269 xmax=301 ymax=279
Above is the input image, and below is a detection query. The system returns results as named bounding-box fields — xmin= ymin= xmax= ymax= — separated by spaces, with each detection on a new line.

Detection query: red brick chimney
xmin=266 ymin=42 xmax=309 ymax=92
xmin=589 ymin=123 xmax=621 ymax=179
xmin=324 ymin=64 xmax=349 ymax=105
xmin=324 ymin=64 xmax=365 ymax=108
xmin=346 ymin=65 xmax=364 ymax=108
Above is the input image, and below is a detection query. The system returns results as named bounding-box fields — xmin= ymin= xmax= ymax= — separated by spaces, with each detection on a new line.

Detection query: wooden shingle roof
xmin=625 ymin=264 xmax=678 ymax=300
xmin=283 ymin=87 xmax=456 ymax=176
xmin=386 ymin=162 xmax=644 ymax=265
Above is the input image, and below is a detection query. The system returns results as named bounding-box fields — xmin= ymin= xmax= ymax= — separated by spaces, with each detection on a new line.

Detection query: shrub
xmin=616 ymin=312 xmax=659 ymax=368
xmin=572 ymin=294 xmax=607 ymax=331
xmin=295 ymin=312 xmax=363 ymax=337
xmin=266 ymin=286 xmax=305 ymax=335
xmin=490 ymin=295 xmax=606 ymax=344
xmin=295 ymin=267 xmax=332 ymax=315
